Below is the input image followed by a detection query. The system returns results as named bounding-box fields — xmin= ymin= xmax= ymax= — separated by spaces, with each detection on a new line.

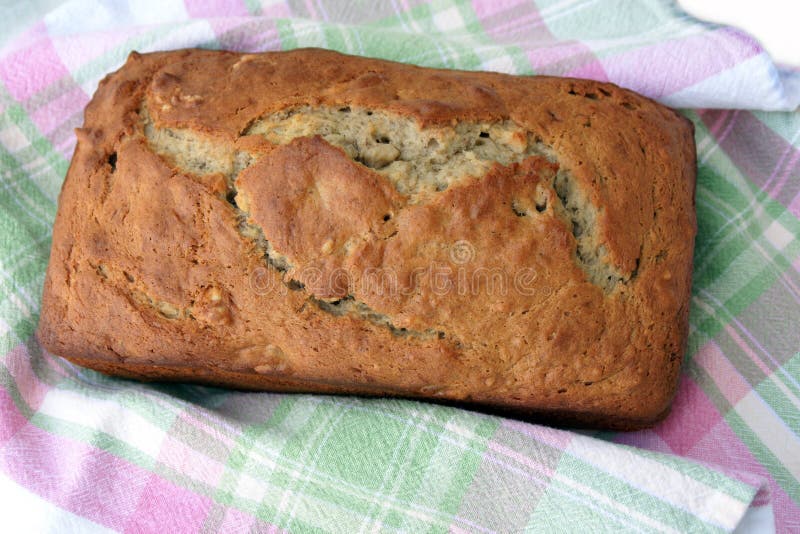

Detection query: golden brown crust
xmin=37 ymin=48 xmax=697 ymax=429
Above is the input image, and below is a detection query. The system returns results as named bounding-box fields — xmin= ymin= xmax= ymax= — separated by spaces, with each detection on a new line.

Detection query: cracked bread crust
xmin=37 ymin=48 xmax=697 ymax=429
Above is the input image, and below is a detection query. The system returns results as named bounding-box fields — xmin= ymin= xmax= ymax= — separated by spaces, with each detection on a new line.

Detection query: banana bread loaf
xmin=37 ymin=48 xmax=697 ymax=429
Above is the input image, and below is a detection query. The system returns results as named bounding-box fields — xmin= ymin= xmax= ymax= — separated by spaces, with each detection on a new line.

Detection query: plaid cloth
xmin=1 ymin=0 xmax=798 ymax=532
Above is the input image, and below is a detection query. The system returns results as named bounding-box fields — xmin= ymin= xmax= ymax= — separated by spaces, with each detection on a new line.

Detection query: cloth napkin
xmin=1 ymin=1 xmax=798 ymax=532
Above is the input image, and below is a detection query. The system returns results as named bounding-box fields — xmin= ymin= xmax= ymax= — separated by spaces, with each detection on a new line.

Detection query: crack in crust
xmin=246 ymin=106 xmax=556 ymax=198
xmin=140 ymin=103 xmax=633 ymax=336
xmin=232 ymin=194 xmax=444 ymax=340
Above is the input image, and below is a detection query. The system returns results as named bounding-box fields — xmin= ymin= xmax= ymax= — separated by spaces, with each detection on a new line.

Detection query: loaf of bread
xmin=37 ymin=48 xmax=696 ymax=429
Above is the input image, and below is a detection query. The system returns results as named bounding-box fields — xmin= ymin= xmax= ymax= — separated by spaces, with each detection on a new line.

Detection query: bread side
xmin=37 ymin=48 xmax=697 ymax=429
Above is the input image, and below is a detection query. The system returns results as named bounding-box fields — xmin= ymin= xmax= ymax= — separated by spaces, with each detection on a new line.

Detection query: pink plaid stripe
xmin=0 ymin=390 xmax=27 ymax=444
xmin=601 ymin=28 xmax=762 ymax=98
xmin=502 ymin=419 xmax=573 ymax=450
xmin=158 ymin=434 xmax=226 ymax=488
xmin=184 ymin=0 xmax=251 ymax=18
xmin=29 ymin=86 xmax=89 ymax=135
xmin=53 ymin=32 xmax=133 ymax=75
xmin=217 ymin=507 xmax=259 ymax=532
xmin=0 ymin=38 xmax=70 ymax=101
xmin=4 ymin=345 xmax=52 ymax=420
xmin=123 ymin=473 xmax=213 ymax=533
xmin=208 ymin=18 xmax=284 ymax=51
xmin=694 ymin=341 xmax=752 ymax=406
xmin=1 ymin=421 xmax=150 ymax=530
xmin=471 ymin=0 xmax=529 ymax=20
xmin=655 ymin=377 xmax=723 ymax=455
xmin=528 ymin=42 xmax=609 ymax=81
xmin=474 ymin=0 xmax=547 ymax=41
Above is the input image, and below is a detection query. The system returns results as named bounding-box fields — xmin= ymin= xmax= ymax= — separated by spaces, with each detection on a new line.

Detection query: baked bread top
xmin=38 ymin=48 xmax=697 ymax=429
